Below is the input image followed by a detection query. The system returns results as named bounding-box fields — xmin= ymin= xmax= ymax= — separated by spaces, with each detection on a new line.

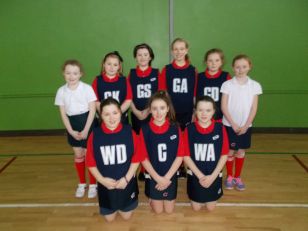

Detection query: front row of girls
xmin=85 ymin=92 xmax=229 ymax=221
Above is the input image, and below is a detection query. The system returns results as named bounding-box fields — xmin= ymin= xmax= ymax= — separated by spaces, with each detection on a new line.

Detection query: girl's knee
xmin=205 ymin=202 xmax=217 ymax=212
xmin=104 ymin=214 xmax=116 ymax=222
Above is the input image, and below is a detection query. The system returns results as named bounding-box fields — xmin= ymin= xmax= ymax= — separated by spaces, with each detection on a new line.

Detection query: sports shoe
xmin=88 ymin=184 xmax=97 ymax=198
xmin=138 ymin=172 xmax=145 ymax=181
xmin=75 ymin=183 xmax=86 ymax=198
xmin=234 ymin=177 xmax=246 ymax=191
xmin=224 ymin=176 xmax=234 ymax=190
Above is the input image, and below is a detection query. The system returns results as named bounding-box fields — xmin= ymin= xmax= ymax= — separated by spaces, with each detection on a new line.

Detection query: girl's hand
xmin=70 ymin=130 xmax=82 ymax=140
xmin=238 ymin=125 xmax=249 ymax=135
xmin=139 ymin=109 xmax=150 ymax=120
xmin=231 ymin=123 xmax=240 ymax=134
xmin=155 ymin=176 xmax=171 ymax=191
xmin=115 ymin=177 xmax=128 ymax=189
xmin=102 ymin=177 xmax=117 ymax=190
xmin=79 ymin=129 xmax=88 ymax=140
xmin=199 ymin=174 xmax=215 ymax=188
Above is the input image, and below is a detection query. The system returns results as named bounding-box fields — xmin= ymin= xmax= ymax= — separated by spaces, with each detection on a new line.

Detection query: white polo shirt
xmin=55 ymin=81 xmax=97 ymax=116
xmin=220 ymin=77 xmax=262 ymax=127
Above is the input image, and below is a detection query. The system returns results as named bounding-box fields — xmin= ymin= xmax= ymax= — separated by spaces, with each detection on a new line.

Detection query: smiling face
xmin=150 ymin=99 xmax=169 ymax=126
xmin=63 ymin=64 xmax=82 ymax=87
xmin=136 ymin=48 xmax=152 ymax=69
xmin=195 ymin=100 xmax=215 ymax=127
xmin=101 ymin=104 xmax=121 ymax=130
xmin=103 ymin=56 xmax=121 ymax=77
xmin=206 ymin=52 xmax=223 ymax=74
xmin=233 ymin=58 xmax=251 ymax=78
xmin=172 ymin=41 xmax=188 ymax=63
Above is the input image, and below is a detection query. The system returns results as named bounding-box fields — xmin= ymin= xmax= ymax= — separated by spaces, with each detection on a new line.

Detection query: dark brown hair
xmin=147 ymin=90 xmax=176 ymax=123
xmin=133 ymin=43 xmax=155 ymax=66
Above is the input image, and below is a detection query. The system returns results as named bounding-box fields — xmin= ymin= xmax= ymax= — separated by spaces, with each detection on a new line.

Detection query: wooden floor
xmin=0 ymin=134 xmax=307 ymax=231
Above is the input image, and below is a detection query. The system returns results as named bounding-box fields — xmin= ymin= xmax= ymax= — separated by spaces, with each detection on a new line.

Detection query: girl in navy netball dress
xmin=92 ymin=51 xmax=132 ymax=123
xmin=159 ymin=38 xmax=197 ymax=178
xmin=128 ymin=43 xmax=159 ymax=181
xmin=196 ymin=48 xmax=231 ymax=121
xmin=139 ymin=91 xmax=184 ymax=214
xmin=55 ymin=60 xmax=97 ymax=199
xmin=86 ymin=98 xmax=142 ymax=222
xmin=184 ymin=96 xmax=229 ymax=211
xmin=128 ymin=43 xmax=159 ymax=133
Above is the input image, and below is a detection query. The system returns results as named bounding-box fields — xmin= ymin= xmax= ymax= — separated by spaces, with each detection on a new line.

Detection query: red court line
xmin=0 ymin=157 xmax=17 ymax=174
xmin=292 ymin=155 xmax=308 ymax=173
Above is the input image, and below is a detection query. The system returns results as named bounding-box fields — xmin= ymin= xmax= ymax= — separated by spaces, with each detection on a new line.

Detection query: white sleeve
xmin=220 ymin=81 xmax=230 ymax=94
xmin=85 ymin=84 xmax=97 ymax=103
xmin=254 ymin=81 xmax=263 ymax=95
xmin=54 ymin=87 xmax=64 ymax=106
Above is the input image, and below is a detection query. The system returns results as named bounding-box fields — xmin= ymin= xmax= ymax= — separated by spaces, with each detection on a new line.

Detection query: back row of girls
xmin=55 ymin=38 xmax=262 ymax=218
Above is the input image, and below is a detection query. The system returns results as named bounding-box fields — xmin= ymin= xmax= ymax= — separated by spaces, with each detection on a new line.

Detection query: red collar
xmin=205 ymin=69 xmax=222 ymax=78
xmin=195 ymin=120 xmax=215 ymax=134
xmin=101 ymin=72 xmax=119 ymax=82
xmin=101 ymin=122 xmax=123 ymax=134
xmin=172 ymin=60 xmax=190 ymax=69
xmin=149 ymin=117 xmax=170 ymax=134
xmin=136 ymin=66 xmax=152 ymax=77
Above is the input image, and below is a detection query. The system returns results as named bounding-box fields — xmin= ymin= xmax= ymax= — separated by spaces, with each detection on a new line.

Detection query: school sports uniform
xmin=55 ymin=81 xmax=97 ymax=147
xmin=139 ymin=118 xmax=184 ymax=200
xmin=92 ymin=73 xmax=132 ymax=123
xmin=159 ymin=61 xmax=197 ymax=130
xmin=86 ymin=123 xmax=142 ymax=215
xmin=184 ymin=121 xmax=229 ymax=203
xmin=196 ymin=69 xmax=231 ymax=120
xmin=128 ymin=66 xmax=159 ymax=133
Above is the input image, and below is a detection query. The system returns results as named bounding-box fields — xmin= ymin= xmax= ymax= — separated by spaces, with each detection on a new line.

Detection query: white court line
xmin=0 ymin=202 xmax=308 ymax=208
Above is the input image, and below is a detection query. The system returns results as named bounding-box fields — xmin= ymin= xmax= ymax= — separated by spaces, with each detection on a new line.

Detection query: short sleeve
xmin=254 ymin=81 xmax=263 ymax=95
xmin=85 ymin=84 xmax=97 ymax=103
xmin=220 ymin=80 xmax=230 ymax=94
xmin=54 ymin=87 xmax=64 ymax=106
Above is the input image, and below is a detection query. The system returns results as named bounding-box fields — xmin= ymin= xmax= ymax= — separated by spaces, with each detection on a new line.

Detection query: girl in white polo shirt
xmin=55 ymin=60 xmax=97 ymax=198
xmin=221 ymin=54 xmax=262 ymax=191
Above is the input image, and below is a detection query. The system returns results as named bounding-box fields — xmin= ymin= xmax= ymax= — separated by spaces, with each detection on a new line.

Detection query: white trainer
xmin=88 ymin=184 xmax=97 ymax=198
xmin=75 ymin=183 xmax=86 ymax=198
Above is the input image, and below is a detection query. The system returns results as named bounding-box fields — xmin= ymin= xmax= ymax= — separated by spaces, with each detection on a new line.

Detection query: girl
xmin=183 ymin=96 xmax=229 ymax=211
xmin=92 ymin=51 xmax=132 ymax=123
xmin=128 ymin=43 xmax=159 ymax=133
xmin=55 ymin=59 xmax=97 ymax=198
xmin=159 ymin=38 xmax=197 ymax=178
xmin=128 ymin=43 xmax=159 ymax=181
xmin=139 ymin=91 xmax=184 ymax=214
xmin=196 ymin=48 xmax=231 ymax=121
xmin=85 ymin=98 xmax=142 ymax=222
xmin=221 ymin=54 xmax=262 ymax=191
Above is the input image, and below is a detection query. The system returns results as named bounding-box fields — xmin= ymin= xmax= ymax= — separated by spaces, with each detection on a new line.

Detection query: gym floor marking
xmin=0 ymin=157 xmax=17 ymax=174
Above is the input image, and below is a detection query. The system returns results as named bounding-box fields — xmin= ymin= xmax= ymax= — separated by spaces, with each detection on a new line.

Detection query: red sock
xmin=234 ymin=157 xmax=245 ymax=178
xmin=88 ymin=169 xmax=96 ymax=184
xmin=75 ymin=161 xmax=86 ymax=184
xmin=226 ymin=157 xmax=234 ymax=177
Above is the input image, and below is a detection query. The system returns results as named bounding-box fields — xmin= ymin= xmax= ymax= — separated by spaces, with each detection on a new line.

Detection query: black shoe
xmin=178 ymin=167 xmax=187 ymax=179
xmin=138 ymin=172 xmax=145 ymax=181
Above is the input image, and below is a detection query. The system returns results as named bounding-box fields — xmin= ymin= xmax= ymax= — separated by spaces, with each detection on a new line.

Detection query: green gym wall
xmin=0 ymin=0 xmax=307 ymax=131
